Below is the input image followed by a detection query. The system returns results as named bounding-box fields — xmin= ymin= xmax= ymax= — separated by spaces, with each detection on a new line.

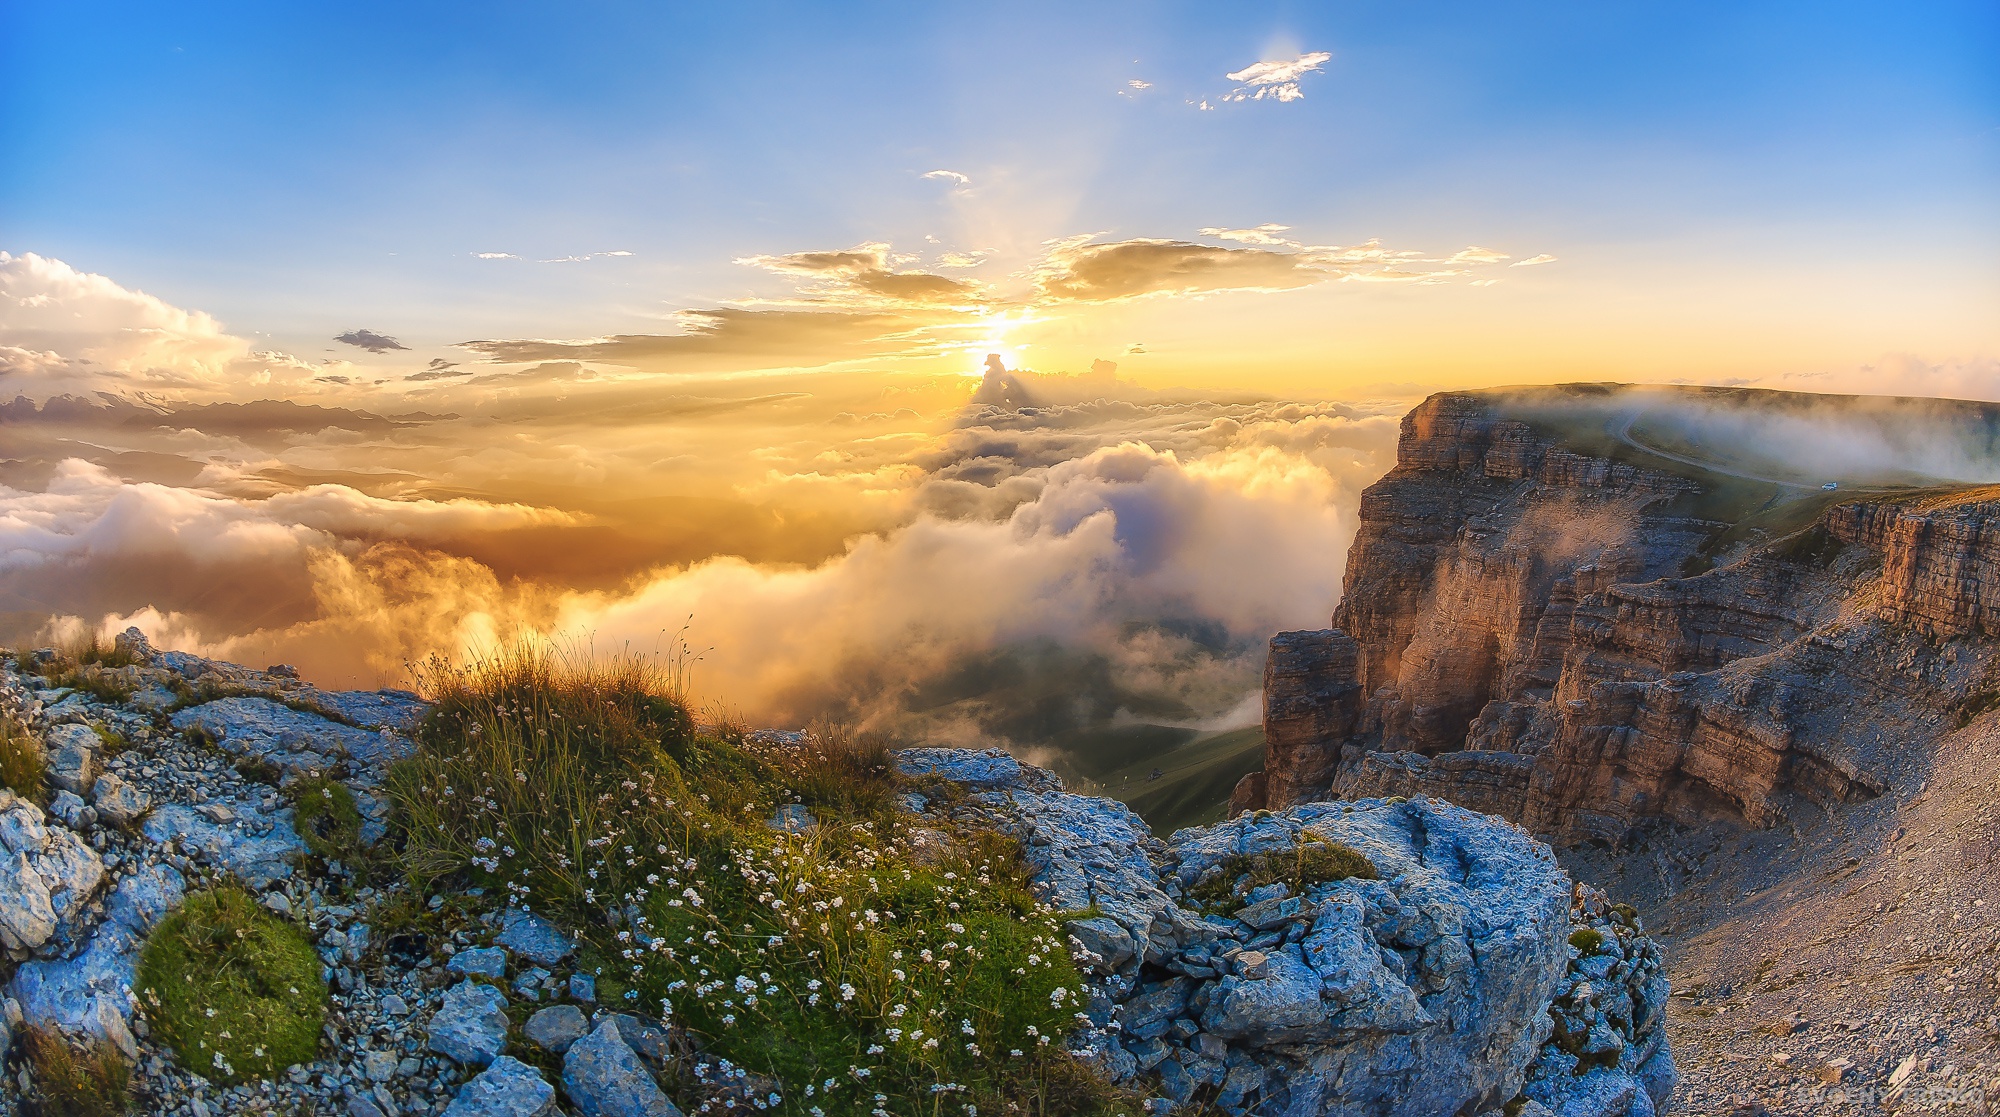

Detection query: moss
xmin=288 ymin=776 xmax=363 ymax=862
xmin=1569 ymin=927 xmax=1604 ymax=954
xmin=20 ymin=1028 xmax=131 ymax=1117
xmin=1 ymin=716 xmax=47 ymax=802
xmin=135 ymin=887 xmax=327 ymax=1084
xmin=235 ymin=755 xmax=284 ymax=786
xmin=1188 ymin=834 xmax=1379 ymax=910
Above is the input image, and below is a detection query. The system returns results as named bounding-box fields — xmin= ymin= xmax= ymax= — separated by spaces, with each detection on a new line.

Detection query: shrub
xmin=1568 ymin=928 xmax=1604 ymax=954
xmin=1188 ymin=833 xmax=1379 ymax=910
xmin=389 ymin=642 xmax=1139 ymax=1116
xmin=288 ymin=776 xmax=363 ymax=862
xmin=134 ymin=887 xmax=327 ymax=1084
xmin=1 ymin=716 xmax=47 ymax=801
xmin=21 ymin=1027 xmax=131 ymax=1117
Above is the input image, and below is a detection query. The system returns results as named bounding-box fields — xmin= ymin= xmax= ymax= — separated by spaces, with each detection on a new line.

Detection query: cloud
xmin=474 ymin=252 xmax=518 ymax=260
xmin=406 ymin=358 xmax=467 ymax=382
xmin=737 ymin=242 xmax=982 ymax=307
xmin=922 ymin=170 xmax=971 ymax=186
xmin=0 ymin=252 xmax=317 ymax=399
xmin=334 ymin=329 xmax=408 ymax=353
xmin=1200 ymin=224 xmax=1296 ymax=247
xmin=537 ymin=252 xmax=635 ymax=264
xmin=935 ymin=251 xmax=989 ymax=269
xmin=1511 ymin=254 xmax=1558 ymax=267
xmin=1449 ymin=247 xmax=1510 ymax=265
xmin=1222 ymin=51 xmax=1332 ymax=103
xmin=460 ymin=307 xmax=958 ymax=372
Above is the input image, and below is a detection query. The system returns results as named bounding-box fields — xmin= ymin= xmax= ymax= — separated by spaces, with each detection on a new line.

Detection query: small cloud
xmin=405 ymin=357 xmax=468 ymax=382
xmin=333 ymin=329 xmax=408 ymax=353
xmin=1126 ymin=79 xmax=1152 ymax=90
xmin=602 ymin=250 xmax=634 ymax=257
xmin=1127 ymin=344 xmax=1148 ymax=354
xmin=1511 ymin=254 xmax=1557 ymax=267
xmin=1197 ymin=99 xmax=1212 ymax=111
xmin=1449 ymin=246 xmax=1510 ymax=265
xmin=922 ymin=170 xmax=971 ymax=187
xmin=1201 ymin=224 xmax=1296 ymax=247
xmin=536 ymin=251 xmax=636 ymax=264
xmin=1222 ymin=50 xmax=1332 ymax=103
xmin=475 ymin=252 xmax=518 ymax=260
xmin=935 ymin=251 xmax=989 ymax=269
xmin=1470 ymin=279 xmax=1501 ymax=287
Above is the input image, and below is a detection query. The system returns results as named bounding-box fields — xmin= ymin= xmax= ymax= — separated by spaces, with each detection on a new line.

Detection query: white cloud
xmin=1126 ymin=80 xmax=1152 ymax=90
xmin=1449 ymin=246 xmax=1510 ymax=265
xmin=1511 ymin=254 xmax=1557 ymax=267
xmin=922 ymin=170 xmax=971 ymax=187
xmin=1200 ymin=224 xmax=1297 ymax=247
xmin=475 ymin=252 xmax=518 ymax=260
xmin=0 ymin=252 xmax=318 ymax=399
xmin=1222 ymin=51 xmax=1332 ymax=103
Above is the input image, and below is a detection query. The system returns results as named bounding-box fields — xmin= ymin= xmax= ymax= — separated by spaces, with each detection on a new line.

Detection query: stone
xmin=569 ymin=973 xmax=597 ymax=1003
xmin=893 ymin=747 xmax=1063 ymax=792
xmin=45 ymin=724 xmax=97 ymax=794
xmin=0 ymin=789 xmax=106 ymax=952
xmin=766 ymin=803 xmax=817 ymax=833
xmin=605 ymin=1014 xmax=673 ymax=1069
xmin=364 ymin=1049 xmax=399 ymax=1082
xmin=141 ymin=802 xmax=307 ymax=890
xmin=448 ymin=946 xmax=508 ymax=979
xmin=90 ymin=773 xmax=150 ymax=829
xmin=443 ymin=1055 xmax=558 ymax=1117
xmin=562 ymin=1018 xmax=682 ymax=1117
xmin=428 ymin=980 xmax=510 ymax=1067
xmin=524 ymin=1004 xmax=589 ymax=1053
xmin=169 ymin=696 xmax=407 ymax=774
xmin=10 ymin=863 xmax=185 ymax=1051
xmin=49 ymin=790 xmax=93 ymax=829
xmin=495 ymin=909 xmax=574 ymax=967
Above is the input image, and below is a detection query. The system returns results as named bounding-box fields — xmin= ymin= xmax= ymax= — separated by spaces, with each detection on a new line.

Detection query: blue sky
xmin=3 ymin=1 xmax=1995 ymax=391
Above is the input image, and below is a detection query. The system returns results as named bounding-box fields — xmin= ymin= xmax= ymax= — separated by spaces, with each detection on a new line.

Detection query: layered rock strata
xmin=1242 ymin=388 xmax=1998 ymax=842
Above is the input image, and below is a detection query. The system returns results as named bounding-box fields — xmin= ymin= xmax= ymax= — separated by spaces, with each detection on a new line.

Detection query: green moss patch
xmin=135 ymin=887 xmax=327 ymax=1084
xmin=289 ymin=776 xmax=363 ymax=862
xmin=1568 ymin=928 xmax=1604 ymax=954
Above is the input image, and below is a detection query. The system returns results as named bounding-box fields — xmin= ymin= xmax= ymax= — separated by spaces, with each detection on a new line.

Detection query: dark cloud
xmin=334 ymin=329 xmax=409 ymax=353
xmin=461 ymin=308 xmax=946 ymax=372
xmin=407 ymin=357 xmax=467 ymax=382
xmin=739 ymin=244 xmax=981 ymax=307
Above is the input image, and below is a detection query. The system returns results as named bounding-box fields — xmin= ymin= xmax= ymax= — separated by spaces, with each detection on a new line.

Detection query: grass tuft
xmin=1189 ymin=833 xmax=1378 ymax=910
xmin=388 ymin=641 xmax=1139 ymax=1116
xmin=2 ymin=715 xmax=48 ymax=801
xmin=21 ymin=1028 xmax=131 ymax=1117
xmin=1568 ymin=928 xmax=1604 ymax=954
xmin=135 ymin=887 xmax=327 ymax=1084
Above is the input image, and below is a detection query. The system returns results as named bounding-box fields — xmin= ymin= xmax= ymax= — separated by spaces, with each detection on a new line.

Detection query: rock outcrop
xmin=902 ymin=747 xmax=1670 ymax=1115
xmin=1241 ymin=387 xmax=1999 ymax=842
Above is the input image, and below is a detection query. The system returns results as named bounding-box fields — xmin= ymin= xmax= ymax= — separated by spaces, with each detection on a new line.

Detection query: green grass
xmin=20 ymin=1028 xmax=131 ymax=1117
xmin=1094 ymin=726 xmax=1265 ymax=836
xmin=388 ymin=642 xmax=1140 ymax=1117
xmin=1568 ymin=928 xmax=1604 ymax=954
xmin=288 ymin=776 xmax=363 ymax=862
xmin=134 ymin=888 xmax=327 ymax=1084
xmin=1188 ymin=833 xmax=1378 ymax=911
xmin=1 ymin=715 xmax=47 ymax=802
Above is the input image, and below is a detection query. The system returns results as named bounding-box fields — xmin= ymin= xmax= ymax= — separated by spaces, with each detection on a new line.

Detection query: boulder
xmin=524 ymin=1004 xmax=589 ymax=1053
xmin=0 ymin=789 xmax=106 ymax=952
xmin=448 ymin=946 xmax=509 ymax=979
xmin=10 ymin=863 xmax=185 ymax=1055
xmin=45 ymin=725 xmax=97 ymax=795
xmin=169 ymin=697 xmax=408 ymax=774
xmin=90 ymin=773 xmax=150 ymax=829
xmin=443 ymin=1055 xmax=558 ymax=1117
xmin=141 ymin=803 xmax=307 ymax=890
xmin=561 ymin=1018 xmax=682 ymax=1117
xmin=496 ymin=909 xmax=574 ymax=967
xmin=428 ymin=980 xmax=510 ymax=1068
xmin=893 ymin=747 xmax=1063 ymax=792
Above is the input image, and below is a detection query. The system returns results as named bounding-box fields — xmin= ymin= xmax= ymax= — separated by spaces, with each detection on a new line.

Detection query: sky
xmin=1 ymin=2 xmax=1997 ymax=753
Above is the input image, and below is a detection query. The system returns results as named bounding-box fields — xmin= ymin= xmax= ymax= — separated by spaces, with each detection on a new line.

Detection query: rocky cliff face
xmin=1243 ymin=387 xmax=1998 ymax=843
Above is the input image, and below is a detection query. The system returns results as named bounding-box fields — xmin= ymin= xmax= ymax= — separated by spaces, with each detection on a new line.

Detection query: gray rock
xmin=45 ymin=725 xmax=97 ymax=794
xmin=605 ymin=1014 xmax=672 ymax=1068
xmin=443 ymin=1055 xmax=558 ymax=1117
xmin=561 ymin=1018 xmax=682 ymax=1117
xmin=49 ymin=790 xmax=93 ymax=830
xmin=345 ymin=1095 xmax=387 ymax=1117
xmin=303 ymin=688 xmax=430 ymax=733
xmin=364 ymin=1049 xmax=399 ymax=1082
xmin=90 ymin=773 xmax=150 ymax=829
xmin=0 ymin=789 xmax=106 ymax=952
xmin=766 ymin=804 xmax=817 ymax=833
xmin=495 ymin=909 xmax=574 ymax=967
xmin=169 ymin=696 xmax=405 ymax=774
xmin=569 ymin=973 xmax=597 ymax=1003
xmin=524 ymin=1004 xmax=589 ymax=1052
xmin=894 ymin=747 xmax=1063 ymax=792
xmin=428 ymin=980 xmax=510 ymax=1067
xmin=141 ymin=802 xmax=307 ymax=890
xmin=10 ymin=863 xmax=185 ymax=1053
xmin=449 ymin=947 xmax=509 ymax=979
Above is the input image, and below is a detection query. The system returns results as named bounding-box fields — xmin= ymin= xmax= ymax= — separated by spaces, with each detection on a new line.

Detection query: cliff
xmin=1245 ymin=386 xmax=2000 ymax=843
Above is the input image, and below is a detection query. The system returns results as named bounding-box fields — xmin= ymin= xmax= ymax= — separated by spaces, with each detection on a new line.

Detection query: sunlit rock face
xmin=1246 ymin=387 xmax=1997 ymax=842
